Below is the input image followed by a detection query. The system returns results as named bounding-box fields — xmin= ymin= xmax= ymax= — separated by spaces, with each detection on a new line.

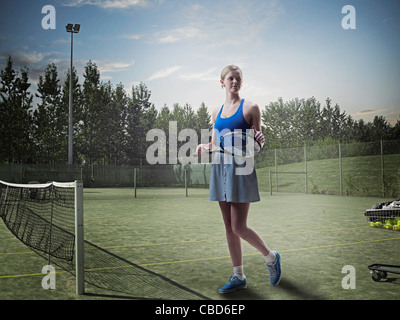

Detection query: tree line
xmin=1 ymin=55 xmax=399 ymax=165
xmin=0 ymin=56 xmax=211 ymax=165
xmin=263 ymin=97 xmax=400 ymax=150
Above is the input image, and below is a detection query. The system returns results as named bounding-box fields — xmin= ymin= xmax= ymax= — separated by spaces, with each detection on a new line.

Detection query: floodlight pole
xmin=68 ymin=30 xmax=73 ymax=165
xmin=66 ymin=24 xmax=80 ymax=165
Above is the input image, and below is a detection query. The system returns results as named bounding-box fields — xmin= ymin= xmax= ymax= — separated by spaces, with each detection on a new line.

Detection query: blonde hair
xmin=221 ymin=64 xmax=243 ymax=89
xmin=220 ymin=65 xmax=243 ymax=81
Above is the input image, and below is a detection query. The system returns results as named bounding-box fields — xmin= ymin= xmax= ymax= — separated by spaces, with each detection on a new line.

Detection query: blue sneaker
xmin=265 ymin=251 xmax=282 ymax=286
xmin=218 ymin=275 xmax=247 ymax=294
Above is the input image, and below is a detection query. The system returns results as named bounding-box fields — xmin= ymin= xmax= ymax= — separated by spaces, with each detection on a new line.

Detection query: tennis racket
xmin=194 ymin=131 xmax=262 ymax=158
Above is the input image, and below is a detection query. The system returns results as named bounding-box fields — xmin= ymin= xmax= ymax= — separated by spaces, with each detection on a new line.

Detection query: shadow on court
xmin=82 ymin=240 xmax=211 ymax=300
xmin=219 ymin=287 xmax=265 ymax=300
xmin=377 ymin=277 xmax=400 ymax=286
xmin=276 ymin=279 xmax=327 ymax=300
xmin=218 ymin=278 xmax=327 ymax=300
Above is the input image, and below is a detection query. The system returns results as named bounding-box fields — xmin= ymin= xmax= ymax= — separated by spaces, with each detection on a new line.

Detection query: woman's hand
xmin=252 ymin=126 xmax=265 ymax=148
xmin=196 ymin=143 xmax=211 ymax=157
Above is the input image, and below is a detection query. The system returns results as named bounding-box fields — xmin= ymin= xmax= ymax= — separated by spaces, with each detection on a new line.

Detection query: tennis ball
xmin=385 ymin=219 xmax=392 ymax=225
xmin=369 ymin=222 xmax=375 ymax=227
xmin=397 ymin=219 xmax=400 ymax=226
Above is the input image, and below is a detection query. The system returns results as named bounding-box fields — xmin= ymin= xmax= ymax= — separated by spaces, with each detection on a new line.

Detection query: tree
xmin=391 ymin=120 xmax=400 ymax=140
xmin=371 ymin=116 xmax=391 ymax=141
xmin=0 ymin=56 xmax=33 ymax=163
xmin=108 ymin=83 xmax=129 ymax=165
xmin=79 ymin=60 xmax=103 ymax=165
xmin=155 ymin=104 xmax=171 ymax=132
xmin=33 ymin=63 xmax=64 ymax=163
xmin=262 ymin=96 xmax=381 ymax=147
xmin=262 ymin=97 xmax=299 ymax=148
xmin=353 ymin=119 xmax=369 ymax=142
xmin=295 ymin=97 xmax=322 ymax=144
xmin=319 ymin=98 xmax=347 ymax=142
xmin=125 ymin=82 xmax=152 ymax=165
xmin=195 ymin=102 xmax=212 ymax=144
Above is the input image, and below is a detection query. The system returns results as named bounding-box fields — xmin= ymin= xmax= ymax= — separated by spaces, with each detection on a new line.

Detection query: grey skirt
xmin=209 ymin=152 xmax=260 ymax=203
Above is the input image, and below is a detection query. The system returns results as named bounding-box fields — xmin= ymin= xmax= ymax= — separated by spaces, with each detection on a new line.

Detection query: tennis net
xmin=0 ymin=180 xmax=209 ymax=299
xmin=0 ymin=180 xmax=85 ymax=294
xmin=0 ymin=180 xmax=77 ymax=262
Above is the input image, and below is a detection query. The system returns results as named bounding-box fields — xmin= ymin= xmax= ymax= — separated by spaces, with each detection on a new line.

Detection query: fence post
xmin=269 ymin=169 xmax=272 ymax=195
xmin=274 ymin=148 xmax=278 ymax=193
xmin=339 ymin=143 xmax=343 ymax=196
xmin=133 ymin=168 xmax=137 ymax=198
xmin=398 ymin=169 xmax=400 ymax=198
xmin=185 ymin=168 xmax=188 ymax=197
xmin=304 ymin=144 xmax=308 ymax=194
xmin=381 ymin=140 xmax=385 ymax=198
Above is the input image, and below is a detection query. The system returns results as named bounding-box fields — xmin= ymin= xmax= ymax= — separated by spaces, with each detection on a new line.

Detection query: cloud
xmin=121 ymin=34 xmax=143 ymax=40
xmin=147 ymin=65 xmax=182 ymax=81
xmin=354 ymin=109 xmax=386 ymax=116
xmin=100 ymin=0 xmax=148 ymax=9
xmin=94 ymin=60 xmax=135 ymax=74
xmin=12 ymin=51 xmax=45 ymax=65
xmin=155 ymin=27 xmax=204 ymax=44
xmin=61 ymin=0 xmax=148 ymax=9
xmin=171 ymin=0 xmax=284 ymax=47
xmin=0 ymin=49 xmax=61 ymax=82
xmin=352 ymin=108 xmax=400 ymax=126
xmin=137 ymin=1 xmax=284 ymax=48
xmin=179 ymin=68 xmax=217 ymax=82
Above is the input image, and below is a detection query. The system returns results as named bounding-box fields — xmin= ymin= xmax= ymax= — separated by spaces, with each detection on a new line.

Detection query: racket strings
xmin=221 ymin=132 xmax=260 ymax=157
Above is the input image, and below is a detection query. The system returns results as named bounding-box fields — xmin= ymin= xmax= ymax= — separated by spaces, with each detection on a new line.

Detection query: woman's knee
xmin=231 ymin=223 xmax=248 ymax=238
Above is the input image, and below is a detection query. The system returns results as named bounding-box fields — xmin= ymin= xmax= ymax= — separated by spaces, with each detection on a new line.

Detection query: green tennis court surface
xmin=1 ymin=188 xmax=399 ymax=300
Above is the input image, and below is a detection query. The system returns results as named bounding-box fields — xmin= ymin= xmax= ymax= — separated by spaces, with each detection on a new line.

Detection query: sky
xmin=0 ymin=0 xmax=399 ymax=125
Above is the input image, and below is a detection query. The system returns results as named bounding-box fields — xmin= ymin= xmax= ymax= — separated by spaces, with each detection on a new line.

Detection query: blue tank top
xmin=214 ymin=99 xmax=250 ymax=145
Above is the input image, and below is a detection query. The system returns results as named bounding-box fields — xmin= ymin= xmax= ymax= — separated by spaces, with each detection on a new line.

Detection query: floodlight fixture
xmin=66 ymin=23 xmax=80 ymax=33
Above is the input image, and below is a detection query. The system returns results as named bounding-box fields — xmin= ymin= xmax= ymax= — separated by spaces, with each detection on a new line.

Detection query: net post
xmin=48 ymin=184 xmax=54 ymax=266
xmin=74 ymin=180 xmax=85 ymax=295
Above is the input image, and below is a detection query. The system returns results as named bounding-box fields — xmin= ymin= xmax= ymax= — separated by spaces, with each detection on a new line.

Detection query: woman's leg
xmin=219 ymin=201 xmax=270 ymax=264
xmin=229 ymin=202 xmax=270 ymax=256
xmin=219 ymin=201 xmax=282 ymax=289
xmin=219 ymin=201 xmax=242 ymax=267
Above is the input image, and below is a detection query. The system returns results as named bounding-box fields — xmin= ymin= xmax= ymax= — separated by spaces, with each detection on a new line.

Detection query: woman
xmin=196 ymin=65 xmax=281 ymax=294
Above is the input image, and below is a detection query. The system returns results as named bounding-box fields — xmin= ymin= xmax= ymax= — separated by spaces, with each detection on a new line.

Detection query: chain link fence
xmin=259 ymin=140 xmax=400 ymax=198
xmin=1 ymin=140 xmax=399 ymax=197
